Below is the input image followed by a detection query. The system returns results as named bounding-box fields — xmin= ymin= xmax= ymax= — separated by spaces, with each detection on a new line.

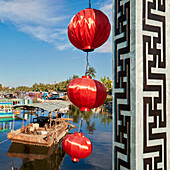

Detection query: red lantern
xmin=67 ymin=76 xmax=107 ymax=111
xmin=62 ymin=132 xmax=92 ymax=162
xmin=68 ymin=8 xmax=111 ymax=52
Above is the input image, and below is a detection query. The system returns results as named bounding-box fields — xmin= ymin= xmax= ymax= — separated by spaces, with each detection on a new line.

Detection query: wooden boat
xmin=7 ymin=117 xmax=73 ymax=147
xmin=8 ymin=100 xmax=74 ymax=147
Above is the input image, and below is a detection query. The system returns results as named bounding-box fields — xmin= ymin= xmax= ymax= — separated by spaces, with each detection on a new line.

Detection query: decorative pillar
xmin=113 ymin=0 xmax=170 ymax=169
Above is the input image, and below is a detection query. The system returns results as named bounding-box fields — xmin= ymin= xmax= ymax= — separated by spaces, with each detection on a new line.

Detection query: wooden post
xmin=12 ymin=157 xmax=14 ymax=170
xmin=55 ymin=111 xmax=57 ymax=128
xmin=12 ymin=112 xmax=15 ymax=131
xmin=31 ymin=110 xmax=32 ymax=122
xmin=49 ymin=112 xmax=51 ymax=132
xmin=22 ymin=110 xmax=24 ymax=127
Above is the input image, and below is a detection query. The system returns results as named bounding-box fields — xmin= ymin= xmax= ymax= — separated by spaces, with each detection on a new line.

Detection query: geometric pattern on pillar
xmin=113 ymin=0 xmax=131 ymax=169
xmin=142 ymin=0 xmax=167 ymax=169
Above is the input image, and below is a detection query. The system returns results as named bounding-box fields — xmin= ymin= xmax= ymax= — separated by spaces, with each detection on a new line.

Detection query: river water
xmin=0 ymin=109 xmax=112 ymax=170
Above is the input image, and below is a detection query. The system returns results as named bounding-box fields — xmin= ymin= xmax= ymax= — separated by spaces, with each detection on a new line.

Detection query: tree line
xmin=0 ymin=75 xmax=112 ymax=93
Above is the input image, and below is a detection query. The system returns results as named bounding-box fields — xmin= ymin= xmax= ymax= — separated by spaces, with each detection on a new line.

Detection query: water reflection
xmin=67 ymin=105 xmax=112 ymax=134
xmin=7 ymin=142 xmax=66 ymax=170
xmin=0 ymin=105 xmax=112 ymax=170
xmin=0 ymin=118 xmax=13 ymax=132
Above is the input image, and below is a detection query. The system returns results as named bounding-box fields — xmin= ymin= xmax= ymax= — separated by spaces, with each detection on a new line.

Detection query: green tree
xmin=39 ymin=83 xmax=46 ymax=91
xmin=17 ymin=86 xmax=31 ymax=92
xmin=85 ymin=67 xmax=96 ymax=78
xmin=100 ymin=76 xmax=112 ymax=93
xmin=0 ymin=84 xmax=2 ymax=91
xmin=32 ymin=83 xmax=39 ymax=91
xmin=59 ymin=81 xmax=67 ymax=91
xmin=58 ymin=75 xmax=79 ymax=92
xmin=8 ymin=74 xmax=80 ymax=93
xmin=11 ymin=87 xmax=15 ymax=92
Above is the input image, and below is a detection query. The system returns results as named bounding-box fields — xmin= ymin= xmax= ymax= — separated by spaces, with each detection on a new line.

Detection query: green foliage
xmin=1 ymin=75 xmax=111 ymax=95
xmin=100 ymin=76 xmax=112 ymax=93
xmin=0 ymin=84 xmax=2 ymax=90
xmin=101 ymin=117 xmax=112 ymax=126
xmin=68 ymin=104 xmax=112 ymax=131
xmin=16 ymin=86 xmax=32 ymax=92
xmin=85 ymin=66 xmax=96 ymax=78
xmin=56 ymin=75 xmax=79 ymax=92
xmin=104 ymin=97 xmax=112 ymax=104
xmin=0 ymin=75 xmax=79 ymax=93
xmin=67 ymin=105 xmax=81 ymax=123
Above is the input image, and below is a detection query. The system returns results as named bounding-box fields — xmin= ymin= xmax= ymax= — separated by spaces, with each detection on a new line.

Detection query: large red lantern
xmin=62 ymin=132 xmax=92 ymax=162
xmin=67 ymin=76 xmax=107 ymax=111
xmin=68 ymin=8 xmax=111 ymax=52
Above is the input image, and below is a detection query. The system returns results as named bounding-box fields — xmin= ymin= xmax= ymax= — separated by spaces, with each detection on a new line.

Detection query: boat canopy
xmin=12 ymin=100 xmax=71 ymax=112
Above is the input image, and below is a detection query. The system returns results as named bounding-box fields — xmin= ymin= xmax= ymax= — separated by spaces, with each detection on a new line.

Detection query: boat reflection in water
xmin=0 ymin=118 xmax=12 ymax=132
xmin=7 ymin=141 xmax=66 ymax=170
xmin=1 ymin=105 xmax=112 ymax=170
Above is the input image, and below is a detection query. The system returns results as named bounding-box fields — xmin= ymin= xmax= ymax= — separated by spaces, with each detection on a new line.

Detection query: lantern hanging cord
xmin=85 ymin=52 xmax=90 ymax=75
xmin=78 ymin=117 xmax=83 ymax=133
xmin=89 ymin=0 xmax=91 ymax=8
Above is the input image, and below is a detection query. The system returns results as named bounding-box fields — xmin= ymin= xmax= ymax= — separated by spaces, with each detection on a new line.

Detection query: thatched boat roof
xmin=13 ymin=100 xmax=71 ymax=112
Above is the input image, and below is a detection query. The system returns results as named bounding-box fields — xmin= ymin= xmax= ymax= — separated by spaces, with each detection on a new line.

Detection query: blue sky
xmin=0 ymin=0 xmax=112 ymax=87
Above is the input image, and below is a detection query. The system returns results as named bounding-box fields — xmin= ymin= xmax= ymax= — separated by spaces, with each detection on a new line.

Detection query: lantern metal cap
xmin=83 ymin=48 xmax=94 ymax=52
xmin=71 ymin=157 xmax=79 ymax=163
xmin=82 ymin=75 xmax=91 ymax=79
xmin=74 ymin=132 xmax=83 ymax=137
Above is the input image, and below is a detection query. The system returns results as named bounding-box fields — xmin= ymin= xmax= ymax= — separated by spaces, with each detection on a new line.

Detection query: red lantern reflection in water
xmin=62 ymin=132 xmax=92 ymax=162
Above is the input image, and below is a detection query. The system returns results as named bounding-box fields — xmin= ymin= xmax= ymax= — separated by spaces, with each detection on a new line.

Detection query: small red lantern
xmin=67 ymin=76 xmax=107 ymax=111
xmin=68 ymin=8 xmax=111 ymax=52
xmin=62 ymin=132 xmax=92 ymax=162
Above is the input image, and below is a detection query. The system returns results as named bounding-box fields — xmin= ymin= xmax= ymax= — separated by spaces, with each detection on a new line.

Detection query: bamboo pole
xmin=49 ymin=112 xmax=51 ymax=132
xmin=57 ymin=118 xmax=73 ymax=121
xmin=31 ymin=110 xmax=32 ymax=122
xmin=12 ymin=112 xmax=15 ymax=131
xmin=22 ymin=110 xmax=25 ymax=127
xmin=55 ymin=111 xmax=58 ymax=129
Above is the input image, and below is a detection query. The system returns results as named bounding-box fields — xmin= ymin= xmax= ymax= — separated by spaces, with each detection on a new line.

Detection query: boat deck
xmin=8 ymin=119 xmax=71 ymax=147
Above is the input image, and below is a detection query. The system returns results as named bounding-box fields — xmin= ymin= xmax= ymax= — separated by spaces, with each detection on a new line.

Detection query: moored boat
xmin=0 ymin=97 xmax=29 ymax=118
xmin=7 ymin=118 xmax=72 ymax=147
xmin=7 ymin=100 xmax=74 ymax=147
xmin=0 ymin=101 xmax=13 ymax=118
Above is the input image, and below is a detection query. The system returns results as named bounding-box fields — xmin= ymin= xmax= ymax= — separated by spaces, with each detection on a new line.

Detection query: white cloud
xmin=0 ymin=0 xmax=69 ymax=49
xmin=20 ymin=25 xmax=66 ymax=44
xmin=0 ymin=0 xmax=112 ymax=53
xmin=96 ymin=38 xmax=112 ymax=53
xmin=97 ymin=0 xmax=112 ymax=53
xmin=0 ymin=0 xmax=69 ymax=25
xmin=57 ymin=43 xmax=72 ymax=51
xmin=100 ymin=2 xmax=112 ymax=21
